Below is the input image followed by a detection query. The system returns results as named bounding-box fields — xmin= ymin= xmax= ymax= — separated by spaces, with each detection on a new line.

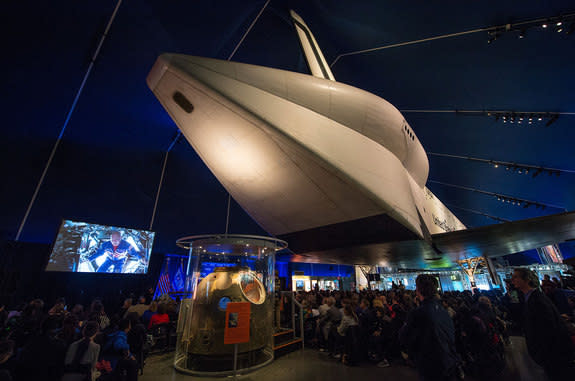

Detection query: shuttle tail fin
xmin=290 ymin=10 xmax=335 ymax=81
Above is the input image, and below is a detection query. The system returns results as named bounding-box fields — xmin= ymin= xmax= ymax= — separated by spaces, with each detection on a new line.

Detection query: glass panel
xmin=174 ymin=235 xmax=282 ymax=376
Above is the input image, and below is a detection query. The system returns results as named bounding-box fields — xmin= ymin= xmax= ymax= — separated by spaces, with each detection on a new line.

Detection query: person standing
xmin=400 ymin=274 xmax=460 ymax=381
xmin=511 ymin=268 xmax=574 ymax=380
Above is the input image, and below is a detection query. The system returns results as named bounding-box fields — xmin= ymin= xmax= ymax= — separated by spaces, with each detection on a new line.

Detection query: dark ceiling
xmin=2 ymin=0 xmax=575 ymax=261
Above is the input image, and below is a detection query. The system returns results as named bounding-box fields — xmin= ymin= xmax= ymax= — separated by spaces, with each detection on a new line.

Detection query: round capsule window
xmin=238 ymin=271 xmax=266 ymax=304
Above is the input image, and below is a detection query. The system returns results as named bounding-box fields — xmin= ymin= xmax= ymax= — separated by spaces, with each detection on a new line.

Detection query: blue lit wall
xmin=504 ymin=249 xmax=541 ymax=266
xmin=276 ymin=261 xmax=288 ymax=278
xmin=288 ymin=262 xmax=354 ymax=277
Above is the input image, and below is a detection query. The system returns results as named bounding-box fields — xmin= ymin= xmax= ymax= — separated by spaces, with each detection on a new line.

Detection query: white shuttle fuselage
xmin=147 ymin=11 xmax=466 ymax=260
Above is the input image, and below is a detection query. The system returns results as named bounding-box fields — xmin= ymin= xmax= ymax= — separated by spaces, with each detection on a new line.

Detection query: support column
xmin=456 ymin=257 xmax=487 ymax=290
xmin=483 ymin=255 xmax=501 ymax=286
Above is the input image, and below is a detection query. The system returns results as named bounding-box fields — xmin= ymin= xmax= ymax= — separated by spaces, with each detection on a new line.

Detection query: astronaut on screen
xmin=86 ymin=231 xmax=146 ymax=273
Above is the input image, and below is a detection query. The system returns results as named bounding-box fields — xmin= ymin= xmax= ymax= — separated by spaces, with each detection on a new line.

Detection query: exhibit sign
xmin=224 ymin=302 xmax=251 ymax=344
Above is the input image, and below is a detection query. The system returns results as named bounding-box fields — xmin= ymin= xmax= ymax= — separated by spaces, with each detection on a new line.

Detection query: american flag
xmin=154 ymin=271 xmax=171 ymax=299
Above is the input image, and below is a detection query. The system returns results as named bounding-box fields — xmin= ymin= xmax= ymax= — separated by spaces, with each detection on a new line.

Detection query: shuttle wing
xmin=282 ymin=211 xmax=575 ymax=267
xmin=432 ymin=210 xmax=575 ymax=260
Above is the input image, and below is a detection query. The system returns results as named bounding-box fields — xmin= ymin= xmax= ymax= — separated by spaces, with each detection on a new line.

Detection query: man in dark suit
xmin=511 ymin=268 xmax=574 ymax=380
xmin=400 ymin=275 xmax=460 ymax=381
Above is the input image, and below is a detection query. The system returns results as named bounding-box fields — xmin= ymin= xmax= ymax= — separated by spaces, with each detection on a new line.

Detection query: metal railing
xmin=279 ymin=291 xmax=305 ymax=349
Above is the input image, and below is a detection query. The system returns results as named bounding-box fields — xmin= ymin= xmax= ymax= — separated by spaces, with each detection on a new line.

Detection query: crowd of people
xmin=0 ymin=290 xmax=178 ymax=381
xmin=293 ymin=269 xmax=575 ymax=380
xmin=0 ymin=269 xmax=574 ymax=381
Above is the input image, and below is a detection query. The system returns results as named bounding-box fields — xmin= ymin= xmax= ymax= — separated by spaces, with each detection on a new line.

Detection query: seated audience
xmin=0 ymin=340 xmax=14 ymax=381
xmin=62 ymin=321 xmax=100 ymax=381
xmin=18 ymin=316 xmax=67 ymax=381
xmin=58 ymin=314 xmax=81 ymax=348
xmin=148 ymin=304 xmax=169 ymax=330
xmin=87 ymin=300 xmax=110 ymax=331
xmin=102 ymin=318 xmax=138 ymax=381
xmin=141 ymin=301 xmax=157 ymax=329
xmin=124 ymin=296 xmax=149 ymax=318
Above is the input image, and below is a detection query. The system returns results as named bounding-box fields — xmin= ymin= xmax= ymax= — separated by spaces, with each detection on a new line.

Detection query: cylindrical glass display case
xmin=174 ymin=234 xmax=287 ymax=376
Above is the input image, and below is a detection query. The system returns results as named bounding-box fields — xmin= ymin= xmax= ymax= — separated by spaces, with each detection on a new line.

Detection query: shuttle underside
xmin=147 ymin=54 xmax=435 ymax=242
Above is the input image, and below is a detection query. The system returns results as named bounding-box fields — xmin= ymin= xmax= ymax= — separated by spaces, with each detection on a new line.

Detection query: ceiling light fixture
xmin=455 ymin=110 xmax=560 ymax=126
xmin=483 ymin=14 xmax=575 ymax=44
xmin=427 ymin=152 xmax=574 ymax=178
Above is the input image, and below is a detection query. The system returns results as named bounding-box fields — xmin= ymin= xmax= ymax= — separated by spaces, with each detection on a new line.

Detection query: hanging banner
xmin=224 ymin=302 xmax=251 ymax=344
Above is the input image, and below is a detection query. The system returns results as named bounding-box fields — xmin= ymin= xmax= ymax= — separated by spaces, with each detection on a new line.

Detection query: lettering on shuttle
xmin=432 ymin=215 xmax=455 ymax=232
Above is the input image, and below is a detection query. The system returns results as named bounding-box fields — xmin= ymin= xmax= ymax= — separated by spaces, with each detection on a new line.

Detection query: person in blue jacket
xmin=103 ymin=319 xmax=138 ymax=381
xmin=88 ymin=231 xmax=145 ymax=273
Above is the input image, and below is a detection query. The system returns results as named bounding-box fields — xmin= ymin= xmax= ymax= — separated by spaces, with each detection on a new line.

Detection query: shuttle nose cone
xmin=147 ymin=54 xmax=239 ymax=92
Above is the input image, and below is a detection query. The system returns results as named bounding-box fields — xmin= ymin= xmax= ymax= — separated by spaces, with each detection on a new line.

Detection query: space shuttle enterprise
xmin=148 ymin=11 xmax=575 ymax=268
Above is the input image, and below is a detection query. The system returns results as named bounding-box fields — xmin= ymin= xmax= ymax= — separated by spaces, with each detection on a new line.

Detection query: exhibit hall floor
xmin=140 ymin=336 xmax=547 ymax=381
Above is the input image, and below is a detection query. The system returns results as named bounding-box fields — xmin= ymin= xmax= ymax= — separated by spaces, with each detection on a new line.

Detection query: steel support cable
xmin=427 ymin=152 xmax=575 ymax=175
xmin=428 ymin=180 xmax=567 ymax=211
xmin=15 ymin=0 xmax=124 ymax=241
xmin=148 ymin=0 xmax=272 ymax=235
xmin=330 ymin=13 xmax=575 ymax=68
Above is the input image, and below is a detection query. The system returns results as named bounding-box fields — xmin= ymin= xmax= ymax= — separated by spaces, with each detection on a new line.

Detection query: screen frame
xmin=45 ymin=219 xmax=155 ymax=275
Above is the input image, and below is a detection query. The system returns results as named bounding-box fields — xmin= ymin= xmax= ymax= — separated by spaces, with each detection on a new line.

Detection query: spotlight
xmin=494 ymin=164 xmax=499 ymax=168
xmin=542 ymin=23 xmax=548 ymax=28
xmin=487 ymin=31 xmax=499 ymax=44
xmin=557 ymin=21 xmax=563 ymax=26
xmin=538 ymin=117 xmax=543 ymax=121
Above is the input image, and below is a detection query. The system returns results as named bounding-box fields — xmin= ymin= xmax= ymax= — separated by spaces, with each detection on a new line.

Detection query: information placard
xmin=224 ymin=302 xmax=251 ymax=344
